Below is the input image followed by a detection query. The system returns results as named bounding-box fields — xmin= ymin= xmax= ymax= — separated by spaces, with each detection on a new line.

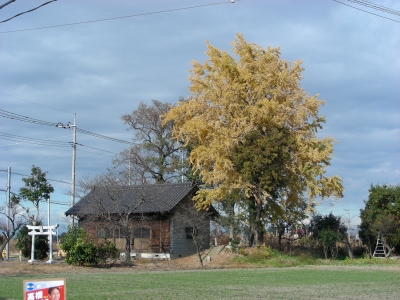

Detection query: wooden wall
xmin=79 ymin=216 xmax=171 ymax=253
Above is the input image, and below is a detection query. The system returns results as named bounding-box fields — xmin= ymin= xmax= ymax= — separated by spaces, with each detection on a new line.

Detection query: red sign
xmin=23 ymin=278 xmax=66 ymax=300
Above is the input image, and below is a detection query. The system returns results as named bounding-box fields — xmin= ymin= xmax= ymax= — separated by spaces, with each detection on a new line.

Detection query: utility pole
xmin=344 ymin=209 xmax=351 ymax=240
xmin=330 ymin=198 xmax=335 ymax=214
xmin=178 ymin=140 xmax=184 ymax=182
xmin=71 ymin=114 xmax=76 ymax=224
xmin=128 ymin=146 xmax=131 ymax=186
xmin=56 ymin=114 xmax=76 ymax=225
xmin=6 ymin=167 xmax=11 ymax=260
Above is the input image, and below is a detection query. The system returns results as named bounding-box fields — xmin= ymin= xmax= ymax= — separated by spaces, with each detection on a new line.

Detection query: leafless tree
xmin=172 ymin=202 xmax=213 ymax=267
xmin=76 ymin=183 xmax=174 ymax=263
xmin=0 ymin=197 xmax=30 ymax=260
xmin=113 ymin=99 xmax=186 ymax=184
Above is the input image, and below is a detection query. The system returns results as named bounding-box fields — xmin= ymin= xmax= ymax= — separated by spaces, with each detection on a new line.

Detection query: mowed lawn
xmin=1 ymin=266 xmax=400 ymax=300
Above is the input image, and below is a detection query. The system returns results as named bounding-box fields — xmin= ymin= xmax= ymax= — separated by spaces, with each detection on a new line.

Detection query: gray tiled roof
xmin=65 ymin=182 xmax=198 ymax=216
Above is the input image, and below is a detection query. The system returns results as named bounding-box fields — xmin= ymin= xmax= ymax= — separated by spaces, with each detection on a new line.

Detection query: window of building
xmin=133 ymin=227 xmax=151 ymax=250
xmin=97 ymin=226 xmax=113 ymax=239
xmin=133 ymin=227 xmax=150 ymax=239
xmin=185 ymin=227 xmax=198 ymax=239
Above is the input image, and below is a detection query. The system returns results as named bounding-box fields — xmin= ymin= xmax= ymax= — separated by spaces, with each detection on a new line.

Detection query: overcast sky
xmin=1 ymin=0 xmax=399 ymax=231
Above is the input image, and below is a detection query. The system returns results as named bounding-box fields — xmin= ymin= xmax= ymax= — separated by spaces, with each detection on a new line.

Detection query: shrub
xmin=15 ymin=223 xmax=49 ymax=260
xmin=249 ymin=244 xmax=274 ymax=260
xmin=298 ymin=236 xmax=315 ymax=248
xmin=96 ymin=239 xmax=119 ymax=265
xmin=65 ymin=237 xmax=99 ymax=266
xmin=60 ymin=225 xmax=119 ymax=267
xmin=59 ymin=225 xmax=86 ymax=253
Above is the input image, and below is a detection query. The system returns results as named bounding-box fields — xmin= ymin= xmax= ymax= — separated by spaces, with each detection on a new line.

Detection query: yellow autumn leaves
xmin=163 ymin=33 xmax=343 ymax=209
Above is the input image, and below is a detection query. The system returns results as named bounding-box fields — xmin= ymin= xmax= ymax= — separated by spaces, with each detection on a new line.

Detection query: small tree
xmin=173 ymin=202 xmax=213 ymax=267
xmin=15 ymin=166 xmax=54 ymax=223
xmin=311 ymin=214 xmax=346 ymax=259
xmin=359 ymin=184 xmax=400 ymax=256
xmin=0 ymin=196 xmax=30 ymax=260
xmin=15 ymin=222 xmax=49 ymax=260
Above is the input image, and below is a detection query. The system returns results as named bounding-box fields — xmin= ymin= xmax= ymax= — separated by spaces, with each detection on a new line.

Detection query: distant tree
xmin=310 ymin=214 xmax=347 ymax=259
xmin=75 ymin=172 xmax=122 ymax=199
xmin=163 ymin=34 xmax=344 ymax=246
xmin=213 ymin=189 xmax=243 ymax=243
xmin=15 ymin=221 xmax=49 ymax=260
xmin=359 ymin=184 xmax=400 ymax=256
xmin=14 ymin=165 xmax=54 ymax=223
xmin=112 ymin=99 xmax=186 ymax=184
xmin=267 ymin=197 xmax=308 ymax=251
xmin=0 ymin=196 xmax=30 ymax=260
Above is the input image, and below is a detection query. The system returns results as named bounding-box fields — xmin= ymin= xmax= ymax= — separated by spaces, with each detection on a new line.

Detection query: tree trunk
xmin=255 ymin=196 xmax=264 ymax=245
xmin=344 ymin=235 xmax=354 ymax=259
xmin=323 ymin=246 xmax=328 ymax=259
xmin=278 ymin=232 xmax=283 ymax=251
xmin=0 ymin=231 xmax=17 ymax=261
xmin=0 ymin=237 xmax=10 ymax=261
xmin=248 ymin=231 xmax=254 ymax=247
xmin=229 ymin=224 xmax=234 ymax=241
xmin=248 ymin=196 xmax=263 ymax=246
xmin=125 ymin=232 xmax=131 ymax=262
xmin=192 ymin=236 xmax=203 ymax=267
xmin=228 ymin=202 xmax=235 ymax=241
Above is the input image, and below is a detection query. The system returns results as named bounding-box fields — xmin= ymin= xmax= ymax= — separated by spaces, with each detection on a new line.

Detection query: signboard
xmin=23 ymin=278 xmax=66 ymax=300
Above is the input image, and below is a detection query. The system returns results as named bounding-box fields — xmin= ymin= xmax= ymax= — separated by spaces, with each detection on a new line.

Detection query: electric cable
xmin=76 ymin=143 xmax=118 ymax=155
xmin=0 ymin=170 xmax=72 ymax=185
xmin=333 ymin=0 xmax=400 ymax=23
xmin=0 ymin=0 xmax=58 ymax=24
xmin=0 ymin=132 xmax=70 ymax=147
xmin=75 ymin=148 xmax=116 ymax=158
xmin=0 ymin=109 xmax=134 ymax=145
xmin=0 ymin=1 xmax=238 ymax=34
xmin=0 ymin=91 xmax=74 ymax=114
xmin=346 ymin=0 xmax=400 ymax=16
xmin=0 ymin=109 xmax=58 ymax=127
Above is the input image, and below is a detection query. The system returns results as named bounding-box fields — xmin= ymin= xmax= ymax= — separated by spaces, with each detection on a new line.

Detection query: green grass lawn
xmin=1 ymin=265 xmax=400 ymax=300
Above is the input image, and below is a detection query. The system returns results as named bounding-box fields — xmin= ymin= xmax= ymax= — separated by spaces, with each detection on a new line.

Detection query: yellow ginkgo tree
xmin=163 ymin=34 xmax=343 ymax=244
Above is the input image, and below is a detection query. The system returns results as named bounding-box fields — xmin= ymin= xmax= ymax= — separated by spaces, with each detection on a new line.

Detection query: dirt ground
xmin=0 ymin=250 xmax=240 ymax=276
xmin=2 ymin=248 xmax=400 ymax=276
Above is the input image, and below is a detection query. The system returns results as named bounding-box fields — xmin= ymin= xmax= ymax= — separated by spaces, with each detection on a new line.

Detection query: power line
xmin=0 ymin=109 xmax=57 ymax=127
xmin=77 ymin=148 xmax=116 ymax=158
xmin=0 ymin=131 xmax=120 ymax=157
xmin=0 ymin=169 xmax=71 ymax=185
xmin=0 ymin=132 xmax=70 ymax=147
xmin=0 ymin=1 xmax=237 ymax=34
xmin=78 ymin=129 xmax=132 ymax=144
xmin=0 ymin=0 xmax=58 ymax=24
xmin=346 ymin=0 xmax=400 ymax=16
xmin=333 ymin=0 xmax=400 ymax=23
xmin=75 ymin=128 xmax=133 ymax=145
xmin=38 ymin=199 xmax=71 ymax=207
xmin=0 ymin=109 xmax=133 ymax=145
xmin=77 ymin=143 xmax=119 ymax=155
xmin=0 ymin=91 xmax=74 ymax=114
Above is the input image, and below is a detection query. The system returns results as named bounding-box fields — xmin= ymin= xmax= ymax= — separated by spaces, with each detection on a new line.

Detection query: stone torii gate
xmin=27 ymin=224 xmax=58 ymax=263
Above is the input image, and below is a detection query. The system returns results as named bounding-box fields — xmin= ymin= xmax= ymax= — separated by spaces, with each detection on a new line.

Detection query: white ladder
xmin=373 ymin=237 xmax=386 ymax=258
